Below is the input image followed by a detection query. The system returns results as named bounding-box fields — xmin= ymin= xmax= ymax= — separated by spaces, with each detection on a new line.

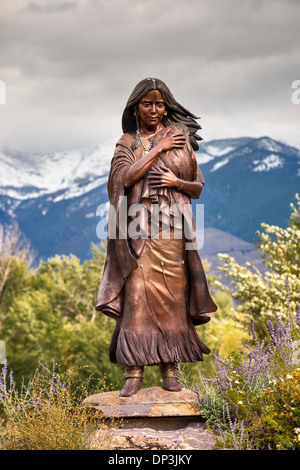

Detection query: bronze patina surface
xmin=95 ymin=78 xmax=217 ymax=396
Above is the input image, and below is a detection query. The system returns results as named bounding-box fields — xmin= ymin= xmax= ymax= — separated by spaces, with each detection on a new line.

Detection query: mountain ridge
xmin=0 ymin=135 xmax=299 ymax=267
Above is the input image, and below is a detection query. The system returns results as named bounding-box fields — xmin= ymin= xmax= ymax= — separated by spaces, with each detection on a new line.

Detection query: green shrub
xmin=214 ymin=195 xmax=300 ymax=339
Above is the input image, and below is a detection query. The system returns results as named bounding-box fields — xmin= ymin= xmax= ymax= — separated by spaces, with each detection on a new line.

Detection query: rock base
xmin=83 ymin=387 xmax=215 ymax=450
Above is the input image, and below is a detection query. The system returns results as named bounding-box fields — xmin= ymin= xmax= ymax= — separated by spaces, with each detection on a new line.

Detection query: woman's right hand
xmin=157 ymin=129 xmax=186 ymax=154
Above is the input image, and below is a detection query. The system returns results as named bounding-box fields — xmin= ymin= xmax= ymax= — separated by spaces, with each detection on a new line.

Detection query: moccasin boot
xmin=159 ymin=363 xmax=182 ymax=392
xmin=119 ymin=365 xmax=144 ymax=397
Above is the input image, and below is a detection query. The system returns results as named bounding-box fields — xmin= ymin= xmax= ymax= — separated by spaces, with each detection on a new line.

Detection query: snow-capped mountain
xmin=0 ymin=139 xmax=115 ymax=201
xmin=195 ymin=136 xmax=300 ymax=242
xmin=197 ymin=135 xmax=299 ymax=168
xmin=0 ymin=135 xmax=299 ymax=264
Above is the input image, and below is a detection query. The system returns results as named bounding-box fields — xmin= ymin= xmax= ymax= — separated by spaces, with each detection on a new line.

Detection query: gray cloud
xmin=0 ymin=0 xmax=299 ymax=152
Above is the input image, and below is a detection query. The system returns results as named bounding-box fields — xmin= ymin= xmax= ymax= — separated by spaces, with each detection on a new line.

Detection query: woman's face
xmin=137 ymin=90 xmax=165 ymax=132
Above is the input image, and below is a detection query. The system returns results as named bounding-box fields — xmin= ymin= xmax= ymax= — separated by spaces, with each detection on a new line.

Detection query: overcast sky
xmin=0 ymin=0 xmax=300 ymax=154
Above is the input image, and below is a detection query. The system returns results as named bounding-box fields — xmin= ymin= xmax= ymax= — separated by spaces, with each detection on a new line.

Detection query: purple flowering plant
xmin=195 ymin=276 xmax=300 ymax=450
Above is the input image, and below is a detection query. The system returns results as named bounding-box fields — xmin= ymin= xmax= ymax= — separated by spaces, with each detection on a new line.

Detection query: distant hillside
xmin=198 ymin=227 xmax=265 ymax=284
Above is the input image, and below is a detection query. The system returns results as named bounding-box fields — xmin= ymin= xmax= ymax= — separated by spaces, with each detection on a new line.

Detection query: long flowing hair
xmin=121 ymin=77 xmax=202 ymax=151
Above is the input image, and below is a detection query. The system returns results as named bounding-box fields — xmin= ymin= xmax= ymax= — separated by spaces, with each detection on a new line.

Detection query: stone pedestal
xmin=82 ymin=387 xmax=215 ymax=450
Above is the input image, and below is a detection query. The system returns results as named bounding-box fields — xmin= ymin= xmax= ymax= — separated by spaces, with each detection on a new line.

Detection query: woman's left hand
xmin=148 ymin=167 xmax=180 ymax=189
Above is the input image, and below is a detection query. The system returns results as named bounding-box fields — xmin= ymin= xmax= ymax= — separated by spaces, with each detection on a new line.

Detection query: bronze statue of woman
xmin=96 ymin=78 xmax=217 ymax=397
